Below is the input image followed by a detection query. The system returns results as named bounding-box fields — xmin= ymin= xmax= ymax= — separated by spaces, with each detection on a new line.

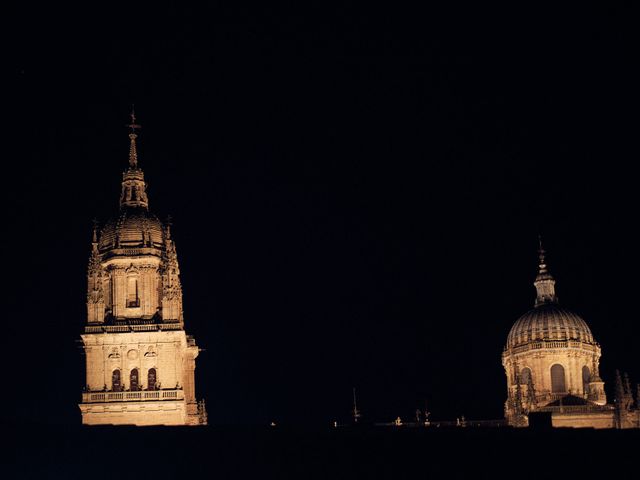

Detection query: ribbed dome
xmin=99 ymin=207 xmax=164 ymax=251
xmin=506 ymin=303 xmax=595 ymax=349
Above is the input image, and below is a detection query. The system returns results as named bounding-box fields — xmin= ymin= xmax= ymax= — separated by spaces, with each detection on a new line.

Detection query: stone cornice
xmin=101 ymin=247 xmax=163 ymax=261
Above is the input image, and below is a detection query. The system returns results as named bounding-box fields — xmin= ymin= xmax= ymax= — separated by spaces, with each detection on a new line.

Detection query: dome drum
xmin=503 ymin=349 xmax=604 ymax=405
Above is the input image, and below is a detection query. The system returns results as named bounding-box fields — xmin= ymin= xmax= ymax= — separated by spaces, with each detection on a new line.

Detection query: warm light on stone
xmin=502 ymin=242 xmax=612 ymax=428
xmin=79 ymin=115 xmax=206 ymax=426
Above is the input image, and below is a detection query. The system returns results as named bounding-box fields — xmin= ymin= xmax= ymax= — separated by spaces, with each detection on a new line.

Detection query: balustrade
xmin=82 ymin=388 xmax=184 ymax=403
xmin=84 ymin=323 xmax=183 ymax=334
xmin=536 ymin=404 xmax=613 ymax=414
xmin=506 ymin=339 xmax=596 ymax=354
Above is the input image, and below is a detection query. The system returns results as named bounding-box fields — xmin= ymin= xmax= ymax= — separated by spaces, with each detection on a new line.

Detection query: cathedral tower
xmin=502 ymin=240 xmax=611 ymax=428
xmin=79 ymin=113 xmax=206 ymax=426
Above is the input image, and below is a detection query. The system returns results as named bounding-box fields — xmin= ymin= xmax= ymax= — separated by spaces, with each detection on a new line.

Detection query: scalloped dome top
xmin=506 ymin=303 xmax=595 ymax=349
xmin=99 ymin=207 xmax=164 ymax=251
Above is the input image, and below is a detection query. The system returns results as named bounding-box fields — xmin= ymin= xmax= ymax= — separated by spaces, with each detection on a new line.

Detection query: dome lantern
xmin=534 ymin=236 xmax=557 ymax=307
xmin=119 ymin=108 xmax=149 ymax=210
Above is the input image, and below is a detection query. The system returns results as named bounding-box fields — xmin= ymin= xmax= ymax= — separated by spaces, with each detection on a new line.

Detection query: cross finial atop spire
xmin=127 ymin=105 xmax=141 ymax=134
xmin=126 ymin=106 xmax=141 ymax=168
xmin=537 ymin=234 xmax=547 ymax=274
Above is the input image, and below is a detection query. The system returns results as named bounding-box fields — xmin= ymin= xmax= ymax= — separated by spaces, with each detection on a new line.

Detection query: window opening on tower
xmin=127 ymin=276 xmax=139 ymax=307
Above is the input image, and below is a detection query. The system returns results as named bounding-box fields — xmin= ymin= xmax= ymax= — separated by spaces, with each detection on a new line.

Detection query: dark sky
xmin=5 ymin=4 xmax=639 ymax=426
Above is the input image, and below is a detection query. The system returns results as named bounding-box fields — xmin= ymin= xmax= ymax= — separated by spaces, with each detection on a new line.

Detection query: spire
xmin=165 ymin=215 xmax=173 ymax=240
xmin=92 ymin=218 xmax=99 ymax=247
xmin=120 ymin=108 xmax=149 ymax=209
xmin=537 ymin=235 xmax=547 ymax=274
xmin=161 ymin=215 xmax=183 ymax=324
xmin=513 ymin=372 xmax=525 ymax=426
xmin=534 ymin=235 xmax=558 ymax=307
xmin=624 ymin=373 xmax=633 ymax=397
xmin=526 ymin=373 xmax=537 ymax=409
xmin=87 ymin=219 xmax=105 ymax=324
xmin=589 ymin=356 xmax=602 ymax=382
xmin=615 ymin=370 xmax=626 ymax=428
xmin=87 ymin=219 xmax=103 ymax=288
xmin=127 ymin=106 xmax=141 ymax=168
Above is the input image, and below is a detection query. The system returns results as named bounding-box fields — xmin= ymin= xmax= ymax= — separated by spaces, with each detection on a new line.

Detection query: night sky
xmin=5 ymin=4 xmax=639 ymax=426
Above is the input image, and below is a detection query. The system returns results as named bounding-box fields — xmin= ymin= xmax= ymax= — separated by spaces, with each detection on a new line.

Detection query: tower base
xmin=79 ymin=399 xmax=206 ymax=426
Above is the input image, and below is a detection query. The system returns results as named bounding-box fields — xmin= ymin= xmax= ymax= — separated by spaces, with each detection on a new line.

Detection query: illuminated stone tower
xmin=79 ymin=113 xmax=206 ymax=426
xmin=502 ymin=240 xmax=610 ymax=428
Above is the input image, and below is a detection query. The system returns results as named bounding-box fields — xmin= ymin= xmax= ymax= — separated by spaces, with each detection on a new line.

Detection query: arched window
xmin=130 ymin=368 xmax=139 ymax=391
xmin=127 ymin=276 xmax=139 ymax=307
xmin=520 ymin=367 xmax=532 ymax=385
xmin=112 ymin=369 xmax=121 ymax=392
xmin=148 ymin=368 xmax=157 ymax=390
xmin=582 ymin=366 xmax=591 ymax=393
xmin=550 ymin=364 xmax=566 ymax=393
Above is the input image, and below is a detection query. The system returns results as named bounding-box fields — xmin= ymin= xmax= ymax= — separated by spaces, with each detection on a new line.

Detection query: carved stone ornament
xmin=126 ymin=264 xmax=140 ymax=274
xmin=144 ymin=346 xmax=158 ymax=358
xmin=80 ymin=125 xmax=206 ymax=426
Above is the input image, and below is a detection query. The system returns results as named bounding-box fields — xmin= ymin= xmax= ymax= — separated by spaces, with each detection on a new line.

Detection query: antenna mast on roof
xmin=352 ymin=387 xmax=361 ymax=423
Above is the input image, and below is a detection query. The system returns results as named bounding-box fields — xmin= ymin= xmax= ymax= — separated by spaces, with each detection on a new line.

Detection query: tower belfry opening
xmin=79 ymin=113 xmax=206 ymax=426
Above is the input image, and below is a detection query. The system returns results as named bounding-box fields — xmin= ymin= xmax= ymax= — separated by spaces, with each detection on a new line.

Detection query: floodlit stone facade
xmin=502 ymin=242 xmax=613 ymax=428
xmin=79 ymin=116 xmax=206 ymax=426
